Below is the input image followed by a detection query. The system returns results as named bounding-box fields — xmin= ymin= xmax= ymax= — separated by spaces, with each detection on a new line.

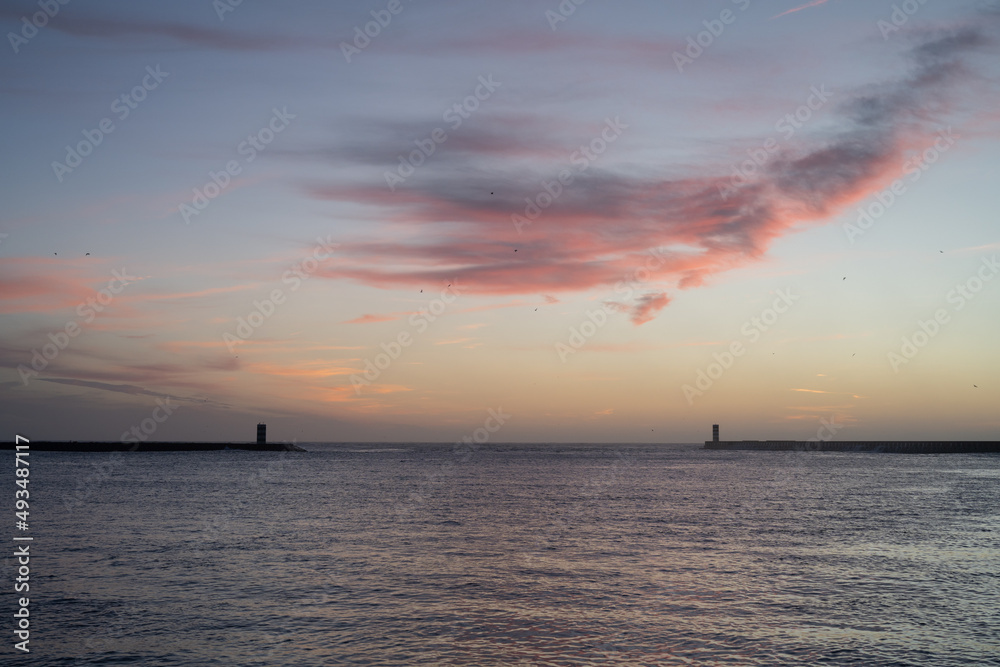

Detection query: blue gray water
xmin=15 ymin=444 xmax=1000 ymax=665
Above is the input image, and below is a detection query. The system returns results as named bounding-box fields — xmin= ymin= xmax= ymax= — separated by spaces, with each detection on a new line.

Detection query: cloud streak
xmin=771 ymin=0 xmax=832 ymax=20
xmin=299 ymin=22 xmax=999 ymax=325
xmin=0 ymin=8 xmax=305 ymax=51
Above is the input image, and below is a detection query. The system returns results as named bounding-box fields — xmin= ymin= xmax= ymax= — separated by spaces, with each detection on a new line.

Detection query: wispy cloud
xmin=38 ymin=378 xmax=229 ymax=408
xmin=434 ymin=337 xmax=474 ymax=345
xmin=342 ymin=313 xmax=400 ymax=325
xmin=0 ymin=8 xmax=307 ymax=51
xmin=771 ymin=0 xmax=831 ymax=20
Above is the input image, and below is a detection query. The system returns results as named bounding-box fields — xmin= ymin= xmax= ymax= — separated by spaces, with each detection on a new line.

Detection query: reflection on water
xmin=24 ymin=445 xmax=1000 ymax=665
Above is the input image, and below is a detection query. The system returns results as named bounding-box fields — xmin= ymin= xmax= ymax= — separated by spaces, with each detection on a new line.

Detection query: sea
xmin=14 ymin=443 xmax=1000 ymax=666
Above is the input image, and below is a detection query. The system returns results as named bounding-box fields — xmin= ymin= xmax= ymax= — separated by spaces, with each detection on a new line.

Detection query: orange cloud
xmin=343 ymin=313 xmax=400 ymax=324
xmin=435 ymin=337 xmax=474 ymax=345
xmin=248 ymin=364 xmax=357 ymax=379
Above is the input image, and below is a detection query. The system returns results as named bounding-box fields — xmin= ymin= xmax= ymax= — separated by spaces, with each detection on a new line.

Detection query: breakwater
xmin=1 ymin=441 xmax=306 ymax=452
xmin=704 ymin=440 xmax=1000 ymax=453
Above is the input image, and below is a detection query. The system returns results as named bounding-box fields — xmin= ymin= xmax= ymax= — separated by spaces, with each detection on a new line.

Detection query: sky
xmin=1 ymin=0 xmax=999 ymax=444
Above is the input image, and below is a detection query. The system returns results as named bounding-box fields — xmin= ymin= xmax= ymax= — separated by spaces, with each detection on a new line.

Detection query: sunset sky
xmin=2 ymin=0 xmax=999 ymax=443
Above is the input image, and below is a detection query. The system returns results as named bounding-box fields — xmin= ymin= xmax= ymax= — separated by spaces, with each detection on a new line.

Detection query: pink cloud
xmin=342 ymin=313 xmax=400 ymax=324
xmin=629 ymin=292 xmax=671 ymax=325
xmin=297 ymin=26 xmax=995 ymax=325
xmin=0 ymin=258 xmax=123 ymax=314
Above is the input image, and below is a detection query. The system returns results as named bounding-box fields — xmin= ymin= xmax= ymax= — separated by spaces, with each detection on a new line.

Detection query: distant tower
xmin=712 ymin=424 xmax=719 ymax=442
xmin=257 ymin=423 xmax=266 ymax=444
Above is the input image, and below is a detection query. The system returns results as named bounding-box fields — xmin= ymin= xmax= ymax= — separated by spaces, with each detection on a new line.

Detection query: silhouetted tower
xmin=257 ymin=423 xmax=266 ymax=444
xmin=712 ymin=424 xmax=719 ymax=442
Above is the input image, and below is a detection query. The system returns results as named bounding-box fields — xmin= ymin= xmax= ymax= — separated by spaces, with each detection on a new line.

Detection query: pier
xmin=0 ymin=441 xmax=306 ymax=452
xmin=703 ymin=424 xmax=999 ymax=453
xmin=2 ymin=422 xmax=306 ymax=452
xmin=704 ymin=440 xmax=1000 ymax=453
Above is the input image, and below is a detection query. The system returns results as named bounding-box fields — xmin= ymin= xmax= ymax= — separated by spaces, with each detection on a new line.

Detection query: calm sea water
xmin=14 ymin=444 xmax=1000 ymax=666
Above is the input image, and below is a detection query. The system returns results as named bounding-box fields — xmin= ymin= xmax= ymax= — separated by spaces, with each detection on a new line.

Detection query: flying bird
xmin=85 ymin=252 xmax=90 ymax=256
